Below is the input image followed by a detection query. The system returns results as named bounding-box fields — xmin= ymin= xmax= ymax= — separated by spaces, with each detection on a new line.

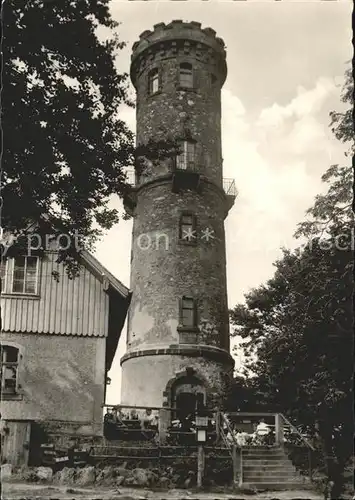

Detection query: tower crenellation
xmin=131 ymin=21 xmax=227 ymax=92
xmin=121 ymin=21 xmax=236 ymax=411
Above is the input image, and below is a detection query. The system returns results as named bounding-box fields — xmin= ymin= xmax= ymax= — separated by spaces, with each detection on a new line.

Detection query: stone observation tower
xmin=121 ymin=21 xmax=237 ymax=413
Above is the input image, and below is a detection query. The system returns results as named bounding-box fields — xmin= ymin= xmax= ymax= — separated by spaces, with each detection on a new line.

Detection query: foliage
xmin=229 ymin=67 xmax=353 ymax=499
xmin=0 ymin=1 xmax=183 ymax=278
xmin=1 ymin=0 xmax=136 ymax=255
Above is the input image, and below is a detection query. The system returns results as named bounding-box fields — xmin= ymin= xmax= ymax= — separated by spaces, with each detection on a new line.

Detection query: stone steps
xmin=241 ymin=481 xmax=314 ymax=491
xmin=243 ymin=460 xmax=291 ymax=466
xmin=240 ymin=445 xmax=311 ymax=491
xmin=243 ymin=465 xmax=296 ymax=473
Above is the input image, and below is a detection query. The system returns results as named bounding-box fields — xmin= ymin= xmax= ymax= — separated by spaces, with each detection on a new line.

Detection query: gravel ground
xmin=2 ymin=482 xmax=324 ymax=500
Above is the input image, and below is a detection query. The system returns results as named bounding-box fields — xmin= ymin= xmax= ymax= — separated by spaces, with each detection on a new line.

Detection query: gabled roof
xmin=2 ymin=216 xmax=130 ymax=299
xmin=80 ymin=250 xmax=130 ymax=299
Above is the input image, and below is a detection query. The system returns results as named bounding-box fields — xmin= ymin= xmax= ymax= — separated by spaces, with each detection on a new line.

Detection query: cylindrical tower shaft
xmin=121 ymin=21 xmax=236 ymax=409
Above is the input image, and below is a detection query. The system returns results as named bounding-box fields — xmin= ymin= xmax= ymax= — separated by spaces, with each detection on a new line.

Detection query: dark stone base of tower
xmin=121 ymin=20 xmax=236 ymax=412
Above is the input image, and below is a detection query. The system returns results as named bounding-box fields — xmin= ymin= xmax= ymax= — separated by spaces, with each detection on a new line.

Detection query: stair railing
xmin=219 ymin=413 xmax=242 ymax=486
xmin=220 ymin=413 xmax=239 ymax=449
xmin=279 ymin=413 xmax=315 ymax=481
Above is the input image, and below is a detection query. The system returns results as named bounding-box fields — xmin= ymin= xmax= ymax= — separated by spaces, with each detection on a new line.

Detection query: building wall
xmin=0 ymin=333 xmax=106 ymax=426
xmin=1 ymin=251 xmax=109 ymax=336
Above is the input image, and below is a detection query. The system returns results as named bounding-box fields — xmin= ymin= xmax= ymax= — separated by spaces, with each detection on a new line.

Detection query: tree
xmin=230 ymin=68 xmax=353 ymax=499
xmin=0 ymin=0 xmax=181 ymax=273
xmin=1 ymin=0 xmax=135 ymax=257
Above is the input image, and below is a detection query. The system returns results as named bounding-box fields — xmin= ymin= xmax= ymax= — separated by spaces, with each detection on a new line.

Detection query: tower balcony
xmin=122 ymin=167 xmax=237 ymax=215
xmin=171 ymin=160 xmax=201 ymax=193
xmin=223 ymin=178 xmax=238 ymax=212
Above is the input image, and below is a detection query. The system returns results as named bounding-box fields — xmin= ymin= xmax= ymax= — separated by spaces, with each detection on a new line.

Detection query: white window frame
xmin=1 ymin=344 xmax=20 ymax=395
xmin=176 ymin=141 xmax=196 ymax=170
xmin=148 ymin=68 xmax=159 ymax=95
xmin=9 ymin=256 xmax=39 ymax=295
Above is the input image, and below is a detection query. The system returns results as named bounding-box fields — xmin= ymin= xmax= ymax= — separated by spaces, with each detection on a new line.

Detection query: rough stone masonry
xmin=120 ymin=21 xmax=236 ymax=409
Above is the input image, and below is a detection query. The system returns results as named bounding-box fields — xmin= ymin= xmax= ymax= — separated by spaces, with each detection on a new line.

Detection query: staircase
xmin=240 ymin=445 xmax=312 ymax=490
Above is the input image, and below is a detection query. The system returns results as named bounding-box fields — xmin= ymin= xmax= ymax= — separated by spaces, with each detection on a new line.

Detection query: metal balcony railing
xmin=223 ymin=178 xmax=237 ymax=197
xmin=123 ymin=168 xmax=237 ymax=200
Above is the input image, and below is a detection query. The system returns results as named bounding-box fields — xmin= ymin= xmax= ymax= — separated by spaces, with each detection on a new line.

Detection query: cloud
xmin=257 ymin=77 xmax=335 ymax=128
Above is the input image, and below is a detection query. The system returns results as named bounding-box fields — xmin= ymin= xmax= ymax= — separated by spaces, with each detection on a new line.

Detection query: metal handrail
xmin=225 ymin=412 xmax=277 ymax=417
xmin=279 ymin=413 xmax=315 ymax=451
xmin=220 ymin=413 xmax=239 ymax=449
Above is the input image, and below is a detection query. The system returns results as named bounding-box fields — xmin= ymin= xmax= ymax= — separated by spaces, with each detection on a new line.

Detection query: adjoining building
xmin=121 ymin=21 xmax=237 ymax=414
xmin=0 ymin=244 xmax=130 ymax=465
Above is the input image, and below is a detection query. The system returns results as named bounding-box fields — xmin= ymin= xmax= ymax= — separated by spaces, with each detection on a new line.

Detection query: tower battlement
xmin=130 ymin=20 xmax=227 ymax=88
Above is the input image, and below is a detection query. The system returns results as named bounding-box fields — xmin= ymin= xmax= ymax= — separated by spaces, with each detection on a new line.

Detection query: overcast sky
xmin=96 ymin=0 xmax=352 ymax=404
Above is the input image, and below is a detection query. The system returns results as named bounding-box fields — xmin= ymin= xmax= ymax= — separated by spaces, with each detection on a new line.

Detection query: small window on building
xmin=176 ymin=141 xmax=195 ymax=170
xmin=179 ymin=296 xmax=197 ymax=328
xmin=11 ymin=256 xmax=39 ymax=294
xmin=179 ymin=63 xmax=193 ymax=88
xmin=211 ymin=74 xmax=217 ymax=85
xmin=148 ymin=68 xmax=159 ymax=95
xmin=179 ymin=213 xmax=196 ymax=241
xmin=1 ymin=345 xmax=19 ymax=395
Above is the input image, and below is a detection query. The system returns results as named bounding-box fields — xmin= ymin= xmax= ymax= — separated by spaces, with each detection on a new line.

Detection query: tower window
xmin=176 ymin=141 xmax=195 ymax=170
xmin=11 ymin=256 xmax=39 ymax=294
xmin=148 ymin=68 xmax=159 ymax=95
xmin=1 ymin=345 xmax=19 ymax=395
xmin=179 ymin=213 xmax=196 ymax=241
xmin=211 ymin=74 xmax=217 ymax=85
xmin=179 ymin=63 xmax=193 ymax=88
xmin=179 ymin=296 xmax=198 ymax=328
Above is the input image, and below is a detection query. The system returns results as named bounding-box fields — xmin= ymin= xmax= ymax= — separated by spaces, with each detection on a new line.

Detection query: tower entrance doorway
xmin=175 ymin=391 xmax=204 ymax=420
xmin=171 ymin=377 xmax=206 ymax=421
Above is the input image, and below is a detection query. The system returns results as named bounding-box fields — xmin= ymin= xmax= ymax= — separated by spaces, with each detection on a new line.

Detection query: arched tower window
xmin=148 ymin=68 xmax=159 ymax=95
xmin=1 ymin=345 xmax=19 ymax=395
xmin=179 ymin=63 xmax=193 ymax=89
xmin=176 ymin=140 xmax=195 ymax=170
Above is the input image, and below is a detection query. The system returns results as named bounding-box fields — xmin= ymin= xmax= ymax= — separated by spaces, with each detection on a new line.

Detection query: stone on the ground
xmin=116 ymin=475 xmax=125 ymax=486
xmin=130 ymin=467 xmax=156 ymax=487
xmin=36 ymin=466 xmax=53 ymax=481
xmin=57 ymin=467 xmax=75 ymax=485
xmin=96 ymin=465 xmax=117 ymax=485
xmin=158 ymin=476 xmax=170 ymax=488
xmin=124 ymin=476 xmax=138 ymax=486
xmin=75 ymin=466 xmax=95 ymax=486
xmin=1 ymin=463 xmax=13 ymax=479
xmin=114 ymin=466 xmax=130 ymax=478
xmin=103 ymin=465 xmax=116 ymax=477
